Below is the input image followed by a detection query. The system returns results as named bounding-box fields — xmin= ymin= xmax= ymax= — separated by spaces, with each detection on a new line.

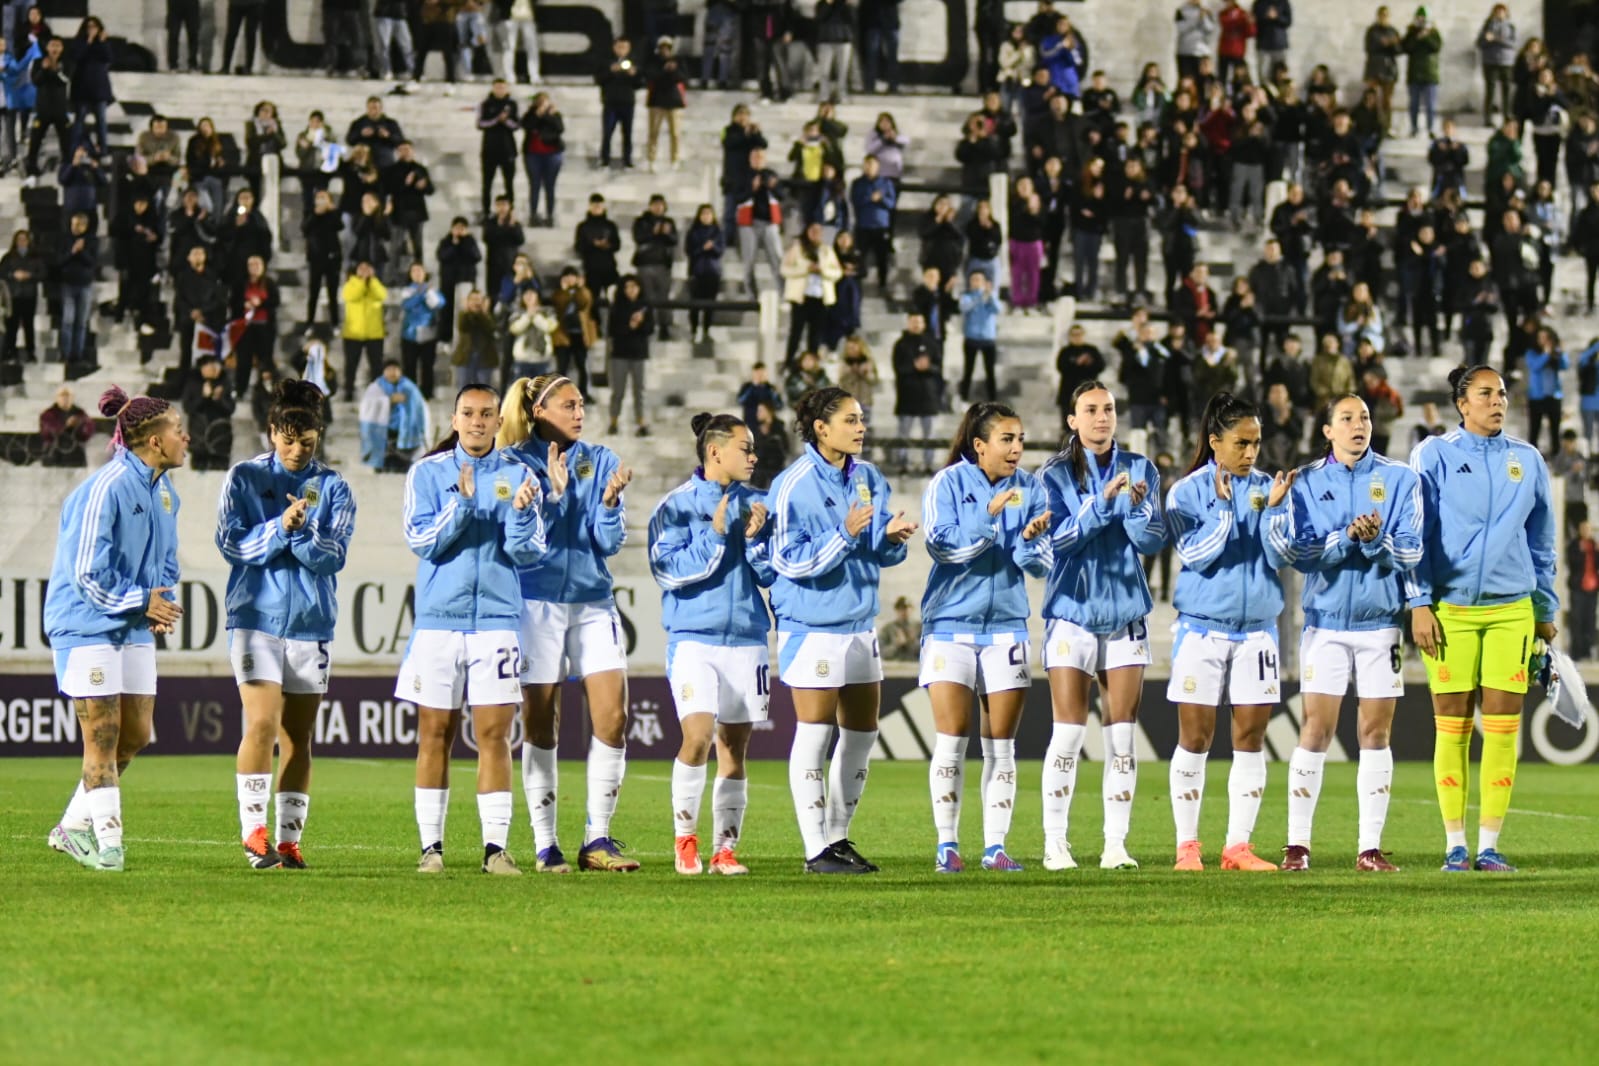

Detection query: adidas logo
xmin=823 ymin=497 xmax=836 ymax=507
xmin=1457 ymin=463 xmax=1472 ymax=473
xmin=936 ymin=791 xmax=958 ymax=804
xmin=1291 ymin=787 xmax=1313 ymax=799
xmin=1319 ymin=491 xmax=1334 ymax=502
xmin=962 ymin=493 xmax=977 ymax=504
xmin=1107 ymin=790 xmax=1133 ymax=802
xmin=132 ymin=504 xmax=145 ymax=515
xmin=1178 ymin=789 xmax=1201 ymax=801
xmin=1438 ymin=775 xmax=1461 ymax=787
xmin=1491 ymin=776 xmax=1514 ymax=788
xmin=991 ymin=799 xmax=1014 ymax=809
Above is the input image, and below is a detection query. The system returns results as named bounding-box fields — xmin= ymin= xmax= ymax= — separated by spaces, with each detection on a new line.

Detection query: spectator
xmin=400 ymin=261 xmax=445 ymax=399
xmin=1070 ymin=181 xmax=1107 ymax=301
xmin=521 ymin=91 xmax=564 ymax=227
xmin=720 ymin=104 xmax=767 ymax=241
xmin=607 ymin=274 xmax=653 ymax=436
xmin=1159 ymin=184 xmax=1201 ymax=299
xmin=850 ymin=153 xmax=896 ymax=290
xmin=416 ymin=0 xmax=460 ymax=83
xmin=1490 ymin=210 xmax=1540 ymax=333
xmin=0 ymin=229 xmax=39 ymax=362
xmin=1525 ymin=68 xmax=1571 ymax=190
xmin=1217 ymin=1 xmax=1255 ymax=88
xmin=1115 ymin=313 xmax=1171 ymax=449
xmin=38 ymin=384 xmax=94 ymax=467
xmin=955 ymin=113 xmax=1005 ymax=210
xmin=451 ymin=287 xmax=498 ymax=389
xmin=573 ymin=192 xmax=620 ymax=301
xmin=240 ymin=100 xmax=286 ymax=202
xmin=1576 ymin=181 xmax=1599 ymax=312
xmin=1008 ymin=187 xmax=1045 ymax=312
xmin=348 ymin=191 xmax=392 ymax=279
xmin=56 ymin=142 xmax=101 ymax=225
xmin=1524 ymin=326 xmax=1568 ymax=454
xmin=918 ymin=194 xmax=965 ymax=294
xmin=184 ymin=355 xmax=236 ymax=471
xmin=1458 ymin=256 xmax=1500 ymax=365
xmin=1309 ymin=332 xmax=1355 ymax=410
xmin=222 ymin=0 xmax=265 ymax=75
xmin=340 ymin=260 xmax=388 ymax=400
xmin=1220 ymin=276 xmax=1262 ymax=377
xmin=230 ymin=253 xmax=279 ymax=398
xmin=632 ymin=193 xmax=678 ymax=340
xmin=1568 ymin=520 xmax=1599 ymax=660
xmin=782 ymin=221 xmax=843 ymax=366
xmin=454 ymin=0 xmax=488 ymax=79
xmin=1428 ymin=118 xmax=1469 ymax=199
xmin=1578 ymin=340 xmax=1599 ymax=451
xmin=1264 ymin=332 xmax=1314 ymax=413
xmin=1364 ymin=6 xmax=1402 ymax=135
xmin=685 ymin=203 xmax=725 ymax=342
xmin=965 ymin=198 xmax=1003 ymax=292
xmin=495 ymin=252 xmax=540 ymax=313
xmin=736 ymin=145 xmax=785 ymax=295
xmin=348 ymin=96 xmax=405 ymax=170
xmin=1337 ymin=280 xmax=1385 ymax=354
xmin=1408 ymin=222 xmax=1445 ymax=356
xmin=478 ymin=77 xmax=519 ymax=216
xmin=858 ymin=0 xmax=901 ymax=94
xmin=360 ymin=360 xmax=429 ymax=473
xmin=168 ymin=182 xmax=216 ymax=265
xmin=738 ymin=362 xmax=783 ymax=425
xmin=1055 ymin=323 xmax=1105 ymax=428
xmin=957 ymin=268 xmax=1000 ymax=401
xmin=808 ymin=162 xmax=850 ymax=246
xmin=596 ymin=37 xmax=643 ymax=169
xmin=1110 ymin=159 xmax=1155 ymax=304
xmin=67 ymin=16 xmax=111 ymax=158
xmin=815 ymin=0 xmax=855 ymax=103
xmin=892 ymin=325 xmax=943 ymax=473
xmin=644 ymin=36 xmax=686 ymax=172
xmin=55 ymin=211 xmax=94 ymax=367
xmin=824 ymin=231 xmax=862 ymax=351
xmin=750 ymin=400 xmax=790 ymax=488
xmin=174 ymin=244 xmax=227 ymax=373
xmin=507 ymin=287 xmax=556 ymax=380
xmin=1175 ymin=1 xmax=1218 ymax=85
xmin=110 ymin=192 xmax=161 ymax=331
xmin=773 ymin=26 xmax=816 ymax=103
xmin=550 ymin=267 xmax=596 ymax=399
xmin=1311 ymin=248 xmax=1353 ymax=337
xmin=1401 ymin=6 xmax=1441 ymax=138
xmin=879 ymin=596 xmax=920 ymax=661
xmin=136 ymin=115 xmax=182 ymax=206
xmin=1252 ymin=0 xmax=1291 ymax=81
xmin=293 ymin=110 xmax=341 ymax=218
xmin=784 ymin=348 xmax=832 ymax=408
xmin=374 ymin=0 xmax=418 ymax=83
xmin=837 ymin=334 xmax=879 ymax=426
xmin=482 ymin=194 xmax=524 ymax=300
xmin=1192 ymin=329 xmax=1241 ymax=401
xmin=383 ymin=140 xmax=434 ymax=268
xmin=436 ymin=214 xmax=482 ymax=343
xmin=22 ymin=36 xmax=67 ymax=183
xmin=1477 ymin=4 xmax=1517 ymax=125
xmin=167 ymin=0 xmax=201 ymax=71
xmin=493 ymin=0 xmax=540 ymax=84
xmin=1259 ymin=382 xmax=1302 ymax=473
xmin=788 ymin=119 xmax=830 ymax=207
xmin=323 ymin=0 xmax=371 ymax=77
xmin=1568 ymin=115 xmax=1599 ymax=222
xmin=1359 ymin=365 xmax=1404 ymax=455
xmin=1171 ymin=262 xmax=1218 ymax=346
xmin=701 ymin=0 xmax=739 ymax=90
xmin=1039 ymin=15 xmax=1085 ymax=101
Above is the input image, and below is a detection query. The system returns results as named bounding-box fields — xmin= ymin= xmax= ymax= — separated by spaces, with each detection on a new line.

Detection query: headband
xmin=532 ymin=376 xmax=570 ymax=409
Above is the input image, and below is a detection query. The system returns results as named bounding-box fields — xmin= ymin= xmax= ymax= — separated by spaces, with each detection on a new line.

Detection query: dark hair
xmin=945 ymin=402 xmax=1020 ymax=469
xmin=428 ymin=383 xmax=502 ymax=455
xmin=796 ymin=387 xmax=855 ymax=444
xmin=1317 ymin=393 xmax=1366 ymax=458
xmin=691 ymin=412 xmax=745 ymax=464
xmin=268 ymin=379 xmax=327 ymax=438
xmin=99 ymin=385 xmax=172 ymax=451
xmin=1185 ymin=391 xmax=1260 ymax=475
xmin=1448 ymin=363 xmax=1500 ymax=413
xmin=1061 ymin=380 xmax=1114 ymax=489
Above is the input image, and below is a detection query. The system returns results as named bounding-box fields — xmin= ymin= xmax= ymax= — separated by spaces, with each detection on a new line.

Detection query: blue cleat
xmin=1441 ymin=845 xmax=1472 ymax=872
xmin=934 ymin=842 xmax=964 ymax=874
xmin=1474 ymin=848 xmax=1518 ymax=872
xmin=981 ymin=844 xmax=1024 ymax=872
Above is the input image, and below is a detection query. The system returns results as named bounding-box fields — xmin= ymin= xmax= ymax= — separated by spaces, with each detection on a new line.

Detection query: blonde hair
xmin=496 ymin=373 xmax=574 ymax=449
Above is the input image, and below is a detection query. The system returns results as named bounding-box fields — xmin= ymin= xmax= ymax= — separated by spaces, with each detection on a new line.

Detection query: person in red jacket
xmin=38 ymin=385 xmax=97 ymax=467
xmin=1217 ymin=0 xmax=1256 ymax=89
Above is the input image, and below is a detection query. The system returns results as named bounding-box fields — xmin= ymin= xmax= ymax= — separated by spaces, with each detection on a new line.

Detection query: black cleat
xmin=804 ymin=843 xmax=869 ymax=874
xmin=829 ymin=839 xmax=879 ymax=872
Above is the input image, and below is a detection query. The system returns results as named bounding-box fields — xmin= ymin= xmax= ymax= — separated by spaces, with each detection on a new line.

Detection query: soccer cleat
xmin=1099 ymin=843 xmax=1140 ymax=870
xmin=708 ymin=847 xmax=749 ymax=876
xmin=1221 ymin=842 xmax=1277 ymax=871
xmin=535 ymin=845 xmax=572 ymax=874
xmin=482 ymin=849 xmax=522 ymax=875
xmin=934 ymin=841 xmax=964 ymax=874
xmin=243 ymin=826 xmax=283 ymax=869
xmin=1356 ymin=849 xmax=1400 ymax=872
xmin=276 ymin=842 xmax=307 ymax=869
xmin=417 ymin=844 xmax=445 ymax=874
xmin=94 ymin=846 xmax=125 ymax=872
xmin=981 ymin=845 xmax=1024 ymax=871
xmin=675 ymin=834 xmax=703 ymax=876
xmin=1441 ymin=845 xmax=1472 ymax=872
xmin=804 ymin=843 xmax=868 ymax=875
xmin=1474 ymin=848 xmax=1518 ymax=872
xmin=830 ymin=839 xmax=879 ymax=872
xmin=1280 ymin=845 xmax=1311 ymax=872
xmin=1173 ymin=840 xmax=1204 ymax=871
xmin=578 ymin=837 xmax=641 ymax=872
xmin=48 ymin=824 xmax=99 ymax=868
xmin=1043 ymin=837 xmax=1077 ymax=871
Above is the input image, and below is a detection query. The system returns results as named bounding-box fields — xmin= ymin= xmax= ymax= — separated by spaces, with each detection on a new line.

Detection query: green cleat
xmin=48 ymin=824 xmax=99 ymax=868
xmin=94 ymin=846 xmax=126 ymax=872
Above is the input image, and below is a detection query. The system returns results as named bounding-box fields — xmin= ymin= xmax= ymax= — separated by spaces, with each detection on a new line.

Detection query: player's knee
xmin=416 ymin=712 xmax=454 ymax=748
xmin=116 ymin=725 xmax=151 ymax=758
xmin=1358 ymin=720 xmax=1392 ymax=748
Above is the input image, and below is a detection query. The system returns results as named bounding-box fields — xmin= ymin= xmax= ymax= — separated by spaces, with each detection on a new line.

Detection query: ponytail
xmin=691 ymin=411 xmax=745 ymax=465
xmin=495 ymin=373 xmax=571 ymax=449
xmin=944 ymin=401 xmax=1019 ymax=469
xmin=1185 ymin=391 xmax=1259 ymax=476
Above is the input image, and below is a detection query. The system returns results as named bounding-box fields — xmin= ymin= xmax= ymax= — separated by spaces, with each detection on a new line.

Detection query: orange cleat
xmin=1221 ymin=842 xmax=1278 ymax=871
xmin=1173 ymin=840 xmax=1204 ymax=871
xmin=708 ymin=846 xmax=749 ymax=876
xmin=243 ymin=826 xmax=282 ymax=869
xmin=675 ymin=834 xmax=703 ymax=875
xmin=276 ymin=841 xmax=307 ymax=869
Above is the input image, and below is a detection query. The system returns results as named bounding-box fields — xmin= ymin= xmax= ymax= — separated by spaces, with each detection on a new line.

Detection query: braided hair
xmin=98 ymin=385 xmax=171 ymax=451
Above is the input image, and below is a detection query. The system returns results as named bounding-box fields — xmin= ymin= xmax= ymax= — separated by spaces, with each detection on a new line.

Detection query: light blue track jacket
xmin=1166 ymin=461 xmax=1291 ymax=634
xmin=402 ymin=444 xmax=548 ymax=631
xmin=45 ymin=448 xmax=180 ymax=650
xmin=507 ymin=438 xmax=626 ymax=605
xmin=216 ymin=453 xmax=357 ymax=641
xmin=648 ymin=470 xmax=775 ymax=647
xmin=768 ymin=444 xmax=908 ymax=634
xmin=1406 ymin=426 xmax=1558 ymax=622
xmin=1038 ymin=445 xmax=1166 ymax=634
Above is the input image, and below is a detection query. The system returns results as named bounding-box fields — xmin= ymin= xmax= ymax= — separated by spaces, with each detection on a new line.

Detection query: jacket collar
xmin=455 ymin=442 xmax=497 ymax=466
xmin=805 ymin=442 xmax=855 ymax=480
xmin=1323 ymin=447 xmax=1376 ymax=473
xmin=119 ymin=447 xmax=160 ymax=485
xmin=1457 ymin=423 xmax=1507 ymax=450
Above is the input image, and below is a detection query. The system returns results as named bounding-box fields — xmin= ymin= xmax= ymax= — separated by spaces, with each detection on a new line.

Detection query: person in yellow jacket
xmin=781 ymin=221 xmax=843 ymax=368
xmin=340 ymin=261 xmax=388 ymax=402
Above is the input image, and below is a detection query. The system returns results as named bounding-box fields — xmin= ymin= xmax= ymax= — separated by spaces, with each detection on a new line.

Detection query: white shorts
xmin=778 ymin=630 xmax=882 ymax=689
xmin=1043 ymin=618 xmax=1154 ymax=674
xmin=518 ymin=600 xmax=628 ymax=684
xmin=667 ymin=642 xmax=771 ymax=724
xmin=1167 ymin=625 xmax=1281 ymax=706
xmin=229 ymin=630 xmax=332 ymax=695
xmin=1299 ymin=626 xmax=1405 ymax=699
xmin=918 ymin=639 xmax=1033 ymax=694
xmin=53 ymin=643 xmax=157 ymax=699
xmin=396 ymin=629 xmax=523 ymax=709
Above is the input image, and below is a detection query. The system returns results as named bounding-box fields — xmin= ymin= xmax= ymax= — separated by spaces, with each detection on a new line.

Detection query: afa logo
xmin=159 ymin=487 xmax=173 ymax=513
xmin=1054 ymin=640 xmax=1070 ymax=658
xmin=303 ymin=483 xmax=321 ymax=507
xmin=1507 ymin=458 xmax=1524 ymax=483
xmin=1182 ymin=676 xmax=1197 ymax=694
xmin=932 ymin=655 xmax=946 ymax=671
xmin=815 ymin=660 xmax=832 ymax=679
xmin=1304 ymin=664 xmax=1315 ymax=682
xmin=1369 ymin=481 xmax=1386 ymax=503
xmin=412 ymin=676 xmax=423 ymax=694
xmin=1005 ymin=489 xmax=1023 ymax=508
xmin=1249 ymin=491 xmax=1266 ymax=512
xmin=89 ymin=667 xmax=105 ymax=687
xmin=679 ymin=683 xmax=694 ymax=701
xmin=856 ymin=482 xmax=871 ymax=505
xmin=576 ymin=460 xmax=595 ymax=480
xmin=628 ymin=702 xmax=665 ymax=747
xmin=241 ymin=653 xmax=255 ymax=673
xmin=494 ymin=478 xmax=512 ymax=501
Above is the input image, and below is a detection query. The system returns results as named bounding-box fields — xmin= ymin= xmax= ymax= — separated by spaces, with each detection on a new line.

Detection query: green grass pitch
xmin=6 ymin=757 xmax=1599 ymax=1064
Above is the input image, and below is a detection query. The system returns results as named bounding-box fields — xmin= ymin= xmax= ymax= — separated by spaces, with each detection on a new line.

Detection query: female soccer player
xmin=1037 ymin=381 xmax=1165 ymax=872
xmin=399 ymin=383 xmax=547 ymax=874
xmin=217 ymin=379 xmax=357 ymax=870
xmin=770 ymin=387 xmax=918 ymax=874
xmin=44 ymin=386 xmax=188 ymax=873
xmin=1276 ymin=395 xmax=1422 ymax=872
xmin=1164 ymin=391 xmax=1296 ymax=872
xmin=648 ymin=413 xmax=774 ymax=876
xmin=497 ymin=374 xmax=636 ymax=873
xmin=1409 ymin=365 xmax=1557 ymax=873
xmin=920 ymin=403 xmax=1052 ymax=874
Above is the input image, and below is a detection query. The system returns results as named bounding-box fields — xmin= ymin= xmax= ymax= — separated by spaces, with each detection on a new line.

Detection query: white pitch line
xmin=1397 ymin=798 xmax=1594 ymax=822
xmin=631 ymin=773 xmax=784 ymax=791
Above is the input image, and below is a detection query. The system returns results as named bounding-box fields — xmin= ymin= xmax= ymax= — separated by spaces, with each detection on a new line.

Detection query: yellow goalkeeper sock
xmin=1433 ymin=715 xmax=1473 ymax=824
xmin=1479 ymin=714 xmax=1521 ymax=826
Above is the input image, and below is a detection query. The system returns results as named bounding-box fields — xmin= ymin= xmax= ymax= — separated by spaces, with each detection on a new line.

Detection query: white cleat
xmin=1099 ymin=843 xmax=1140 ymax=870
xmin=1042 ymin=837 xmax=1078 ymax=871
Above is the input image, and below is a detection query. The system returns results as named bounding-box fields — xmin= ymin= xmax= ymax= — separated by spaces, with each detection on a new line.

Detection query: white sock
xmin=1226 ymin=749 xmax=1268 ymax=848
xmin=789 ymin=721 xmax=834 ymax=859
xmin=236 ymin=772 xmax=272 ymax=839
xmin=712 ymin=776 xmax=748 ymax=851
xmin=521 ymin=742 xmax=559 ymax=851
xmin=584 ymin=737 xmax=626 ymax=844
xmin=87 ymin=786 xmax=123 ymax=850
xmin=1446 ymin=828 xmax=1469 ymax=850
xmin=672 ymin=758 xmax=707 ymax=838
xmin=477 ymin=791 xmax=512 ymax=850
xmin=1286 ymin=747 xmax=1326 ymax=848
xmin=1041 ymin=722 xmax=1085 ymax=843
xmin=276 ymin=791 xmax=310 ymax=844
xmin=1478 ymin=826 xmax=1500 ymax=854
xmin=979 ymin=736 xmax=996 ymax=799
xmin=1356 ymin=747 xmax=1393 ymax=853
xmin=982 ymin=737 xmax=1018 ymax=849
xmin=825 ymin=727 xmax=876 ymax=843
xmin=62 ymin=781 xmax=92 ymax=831
xmin=1102 ymin=721 xmax=1137 ymax=847
xmin=929 ymin=732 xmax=965 ymax=844
xmin=1169 ymin=746 xmax=1208 ymax=846
xmin=415 ymin=787 xmax=449 ymax=851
